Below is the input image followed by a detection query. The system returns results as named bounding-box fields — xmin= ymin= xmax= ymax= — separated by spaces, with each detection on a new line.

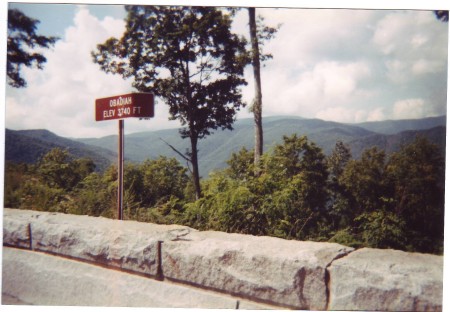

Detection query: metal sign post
xmin=118 ymin=119 xmax=124 ymax=220
xmin=95 ymin=93 xmax=154 ymax=220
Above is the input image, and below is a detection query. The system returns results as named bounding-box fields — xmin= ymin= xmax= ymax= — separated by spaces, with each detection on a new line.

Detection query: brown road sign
xmin=95 ymin=93 xmax=154 ymax=121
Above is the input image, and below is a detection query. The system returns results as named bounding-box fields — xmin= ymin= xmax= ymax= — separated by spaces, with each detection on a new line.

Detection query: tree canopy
xmin=92 ymin=6 xmax=248 ymax=198
xmin=4 ymin=134 xmax=446 ymax=254
xmin=434 ymin=10 xmax=449 ymax=22
xmin=7 ymin=9 xmax=58 ymax=88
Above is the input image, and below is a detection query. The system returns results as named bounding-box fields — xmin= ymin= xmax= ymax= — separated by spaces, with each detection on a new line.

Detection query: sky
xmin=2 ymin=0 xmax=450 ymax=138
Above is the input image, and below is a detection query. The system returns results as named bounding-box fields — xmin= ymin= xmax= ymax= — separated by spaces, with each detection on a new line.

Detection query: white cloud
xmin=314 ymin=106 xmax=387 ymax=123
xmin=261 ymin=60 xmax=371 ymax=118
xmin=412 ymin=59 xmax=443 ymax=75
xmin=5 ymin=6 xmax=448 ymax=139
xmin=367 ymin=107 xmax=386 ymax=121
xmin=316 ymin=107 xmax=367 ymax=123
xmin=5 ymin=6 xmax=179 ymax=138
xmin=243 ymin=8 xmax=446 ymax=124
xmin=373 ymin=12 xmax=411 ymax=55
xmin=373 ymin=10 xmax=448 ymax=84
xmin=411 ymin=34 xmax=428 ymax=48
xmin=392 ymin=98 xmax=428 ymax=119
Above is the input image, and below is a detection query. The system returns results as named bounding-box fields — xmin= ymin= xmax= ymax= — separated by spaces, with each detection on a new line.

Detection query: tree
xmin=36 ymin=148 xmax=95 ymax=191
xmin=247 ymin=8 xmax=279 ymax=173
xmin=7 ymin=9 xmax=58 ymax=88
xmin=434 ymin=10 xmax=449 ymax=22
xmin=16 ymin=148 xmax=95 ymax=213
xmin=385 ymin=137 xmax=445 ymax=253
xmin=71 ymin=171 xmax=115 ymax=217
xmin=4 ymin=162 xmax=33 ymax=208
xmin=248 ymin=8 xmax=263 ymax=172
xmin=226 ymin=147 xmax=254 ymax=181
xmin=266 ymin=134 xmax=327 ymax=182
xmin=140 ymin=156 xmax=190 ymax=207
xmin=92 ymin=6 xmax=248 ymax=199
xmin=266 ymin=135 xmax=329 ymax=239
xmin=327 ymin=141 xmax=352 ymax=183
xmin=37 ymin=148 xmax=74 ymax=190
xmin=340 ymin=147 xmax=387 ymax=217
xmin=326 ymin=141 xmax=353 ymax=230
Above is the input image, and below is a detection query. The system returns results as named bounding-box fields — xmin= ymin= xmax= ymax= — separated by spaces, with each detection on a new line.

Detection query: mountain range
xmin=5 ymin=115 xmax=446 ymax=176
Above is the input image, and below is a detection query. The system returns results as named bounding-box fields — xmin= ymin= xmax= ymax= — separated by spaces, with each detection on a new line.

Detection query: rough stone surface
xmin=3 ymin=209 xmax=444 ymax=310
xmin=2 ymin=247 xmax=273 ymax=309
xmin=162 ymin=230 xmax=353 ymax=310
xmin=327 ymin=247 xmax=443 ymax=311
xmin=3 ymin=209 xmax=44 ymax=249
xmin=3 ymin=216 xmax=31 ymax=249
xmin=3 ymin=208 xmax=194 ymax=277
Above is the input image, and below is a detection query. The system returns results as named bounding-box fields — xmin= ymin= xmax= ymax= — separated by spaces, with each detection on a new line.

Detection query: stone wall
xmin=2 ymin=208 xmax=443 ymax=310
xmin=2 ymin=247 xmax=272 ymax=308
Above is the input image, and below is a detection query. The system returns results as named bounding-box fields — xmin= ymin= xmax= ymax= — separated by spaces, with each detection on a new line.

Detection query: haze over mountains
xmin=5 ymin=115 xmax=446 ymax=176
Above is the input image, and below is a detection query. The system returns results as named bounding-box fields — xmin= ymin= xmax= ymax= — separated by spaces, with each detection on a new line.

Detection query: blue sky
xmin=8 ymin=3 xmax=126 ymax=37
xmin=3 ymin=0 xmax=450 ymax=138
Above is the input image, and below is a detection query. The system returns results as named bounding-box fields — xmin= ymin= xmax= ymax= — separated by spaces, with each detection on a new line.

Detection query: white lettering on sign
xmin=101 ymin=105 xmax=144 ymax=119
xmin=109 ymin=96 xmax=133 ymax=107
xmin=103 ymin=110 xmax=116 ymax=118
xmin=117 ymin=107 xmax=131 ymax=117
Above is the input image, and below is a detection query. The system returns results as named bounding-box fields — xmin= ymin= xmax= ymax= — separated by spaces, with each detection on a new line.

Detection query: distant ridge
xmin=352 ymin=115 xmax=446 ymax=135
xmin=5 ymin=115 xmax=446 ymax=175
xmin=347 ymin=126 xmax=446 ymax=158
xmin=5 ymin=129 xmax=116 ymax=171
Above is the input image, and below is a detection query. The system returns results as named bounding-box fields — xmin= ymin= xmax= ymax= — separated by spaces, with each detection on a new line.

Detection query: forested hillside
xmin=4 ymin=129 xmax=445 ymax=255
xmin=6 ymin=116 xmax=446 ymax=175
xmin=353 ymin=115 xmax=446 ymax=135
xmin=5 ymin=129 xmax=115 ymax=171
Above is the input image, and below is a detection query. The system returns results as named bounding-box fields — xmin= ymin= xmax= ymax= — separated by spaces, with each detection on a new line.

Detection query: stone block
xmin=4 ymin=209 xmax=444 ymax=310
xmin=3 ymin=209 xmax=193 ymax=277
xmin=3 ymin=216 xmax=31 ymax=249
xmin=162 ymin=231 xmax=353 ymax=309
xmin=327 ymin=247 xmax=443 ymax=311
xmin=3 ymin=208 xmax=45 ymax=248
xmin=2 ymin=247 xmax=274 ymax=309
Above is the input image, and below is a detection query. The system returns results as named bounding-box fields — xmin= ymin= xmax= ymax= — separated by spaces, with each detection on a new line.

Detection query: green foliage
xmin=356 ymin=210 xmax=407 ymax=250
xmin=5 ymin=148 xmax=96 ymax=213
xmin=182 ymin=172 xmax=268 ymax=235
xmin=181 ymin=134 xmax=445 ymax=254
xmin=124 ymin=157 xmax=191 ymax=223
xmin=37 ymin=148 xmax=95 ymax=191
xmin=140 ymin=156 xmax=190 ymax=206
xmin=434 ymin=10 xmax=449 ymax=22
xmin=92 ymin=6 xmax=248 ymax=199
xmin=212 ymin=185 xmax=267 ymax=235
xmin=184 ymin=134 xmax=329 ymax=240
xmin=327 ymin=141 xmax=352 ymax=182
xmin=328 ymin=227 xmax=364 ymax=249
xmin=69 ymin=172 xmax=116 ymax=217
xmin=4 ymin=162 xmax=31 ymax=208
xmin=326 ymin=141 xmax=353 ymax=230
xmin=7 ymin=9 xmax=58 ymax=88
xmin=384 ymin=136 xmax=445 ymax=253
xmin=225 ymin=147 xmax=254 ymax=181
xmin=4 ymin=135 xmax=445 ymax=255
xmin=19 ymin=178 xmax=65 ymax=211
xmin=325 ymin=136 xmax=445 ymax=254
xmin=5 ymin=129 xmax=114 ymax=171
xmin=340 ymin=147 xmax=387 ymax=216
